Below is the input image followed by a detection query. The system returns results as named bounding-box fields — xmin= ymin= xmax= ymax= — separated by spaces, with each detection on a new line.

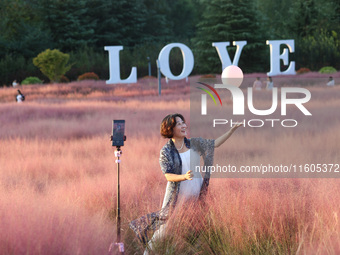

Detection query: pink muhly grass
xmin=146 ymin=179 xmax=340 ymax=254
xmin=0 ymin=184 xmax=113 ymax=255
xmin=0 ymin=77 xmax=339 ymax=254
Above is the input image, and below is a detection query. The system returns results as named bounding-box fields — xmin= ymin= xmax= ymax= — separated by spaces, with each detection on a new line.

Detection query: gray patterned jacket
xmin=129 ymin=137 xmax=215 ymax=244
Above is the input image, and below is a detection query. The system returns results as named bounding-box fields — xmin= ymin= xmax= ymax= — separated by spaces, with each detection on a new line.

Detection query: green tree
xmin=255 ymin=0 xmax=294 ymax=38
xmin=141 ymin=0 xmax=173 ymax=44
xmin=37 ymin=0 xmax=96 ymax=52
xmin=193 ymin=0 xmax=267 ymax=73
xmin=288 ymin=0 xmax=319 ymax=38
xmin=84 ymin=0 xmax=125 ymax=47
xmin=0 ymin=0 xmax=53 ymax=59
xmin=33 ymin=49 xmax=72 ymax=83
xmin=281 ymin=0 xmax=340 ymax=70
xmin=287 ymin=0 xmax=340 ymax=37
xmin=166 ymin=0 xmax=200 ymax=40
xmin=295 ymin=29 xmax=340 ymax=70
xmin=86 ymin=0 xmax=148 ymax=47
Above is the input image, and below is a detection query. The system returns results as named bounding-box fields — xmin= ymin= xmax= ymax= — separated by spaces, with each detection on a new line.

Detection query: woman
xmin=253 ymin=77 xmax=262 ymax=90
xmin=327 ymin=76 xmax=334 ymax=86
xmin=129 ymin=113 xmax=241 ymax=254
xmin=266 ymin=76 xmax=273 ymax=90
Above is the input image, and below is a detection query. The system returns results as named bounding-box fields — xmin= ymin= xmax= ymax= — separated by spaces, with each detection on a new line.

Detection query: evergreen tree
xmin=0 ymin=0 xmax=52 ymax=58
xmin=142 ymin=0 xmax=173 ymax=43
xmin=193 ymin=0 xmax=266 ymax=73
xmin=38 ymin=0 xmax=96 ymax=51
xmin=288 ymin=0 xmax=319 ymax=38
xmin=284 ymin=0 xmax=340 ymax=70
xmin=166 ymin=0 xmax=199 ymax=40
xmin=255 ymin=0 xmax=294 ymax=38
xmin=85 ymin=0 xmax=126 ymax=47
xmin=118 ymin=0 xmax=147 ymax=46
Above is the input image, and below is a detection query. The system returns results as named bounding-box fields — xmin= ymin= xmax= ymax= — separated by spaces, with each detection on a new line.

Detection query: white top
xmin=16 ymin=94 xmax=23 ymax=103
xmin=253 ymin=80 xmax=262 ymax=90
xmin=177 ymin=149 xmax=203 ymax=201
xmin=266 ymin=81 xmax=273 ymax=90
xmin=327 ymin=80 xmax=334 ymax=86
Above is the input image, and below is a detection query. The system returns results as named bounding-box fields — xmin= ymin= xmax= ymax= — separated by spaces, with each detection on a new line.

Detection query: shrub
xmin=60 ymin=75 xmax=70 ymax=83
xmin=297 ymin=30 xmax=340 ymax=71
xmin=200 ymin=74 xmax=216 ymax=78
xmin=77 ymin=72 xmax=99 ymax=81
xmin=33 ymin=49 xmax=72 ymax=83
xmin=296 ymin=68 xmax=311 ymax=74
xmin=319 ymin=66 xmax=337 ymax=74
xmin=21 ymin=77 xmax=43 ymax=85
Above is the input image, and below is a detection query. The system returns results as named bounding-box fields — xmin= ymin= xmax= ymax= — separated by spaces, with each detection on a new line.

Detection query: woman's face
xmin=172 ymin=116 xmax=187 ymax=139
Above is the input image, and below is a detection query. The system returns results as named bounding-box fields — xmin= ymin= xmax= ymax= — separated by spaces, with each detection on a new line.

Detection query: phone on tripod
xmin=112 ymin=120 xmax=125 ymax=147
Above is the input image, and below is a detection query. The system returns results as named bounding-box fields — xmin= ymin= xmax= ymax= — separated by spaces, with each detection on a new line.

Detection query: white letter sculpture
xmin=212 ymin=41 xmax=247 ymax=71
xmin=158 ymin=43 xmax=194 ymax=80
xmin=267 ymin=40 xmax=295 ymax=76
xmin=105 ymin=46 xmax=137 ymax=84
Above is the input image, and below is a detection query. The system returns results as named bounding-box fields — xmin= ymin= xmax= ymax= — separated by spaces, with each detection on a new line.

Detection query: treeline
xmin=0 ymin=0 xmax=339 ymax=85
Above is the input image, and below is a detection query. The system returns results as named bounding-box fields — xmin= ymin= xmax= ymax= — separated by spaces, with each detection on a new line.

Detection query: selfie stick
xmin=109 ymin=136 xmax=126 ymax=255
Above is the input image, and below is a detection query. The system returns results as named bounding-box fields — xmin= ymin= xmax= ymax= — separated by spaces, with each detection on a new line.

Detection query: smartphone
xmin=112 ymin=120 xmax=125 ymax=146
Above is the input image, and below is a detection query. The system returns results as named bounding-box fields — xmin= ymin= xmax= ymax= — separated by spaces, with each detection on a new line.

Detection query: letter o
xmin=281 ymin=119 xmax=298 ymax=127
xmin=248 ymin=119 xmax=264 ymax=128
xmin=158 ymin=43 xmax=194 ymax=80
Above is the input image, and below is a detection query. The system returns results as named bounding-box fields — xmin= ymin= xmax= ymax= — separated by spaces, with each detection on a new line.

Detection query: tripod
xmin=109 ymin=145 xmax=125 ymax=254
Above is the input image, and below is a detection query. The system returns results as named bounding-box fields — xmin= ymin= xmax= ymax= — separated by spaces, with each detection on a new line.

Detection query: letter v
xmin=212 ymin=41 xmax=247 ymax=71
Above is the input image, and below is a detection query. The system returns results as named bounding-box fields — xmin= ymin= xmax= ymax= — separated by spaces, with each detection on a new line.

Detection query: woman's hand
xmin=184 ymin=170 xmax=193 ymax=180
xmin=165 ymin=170 xmax=193 ymax=182
xmin=231 ymin=122 xmax=243 ymax=130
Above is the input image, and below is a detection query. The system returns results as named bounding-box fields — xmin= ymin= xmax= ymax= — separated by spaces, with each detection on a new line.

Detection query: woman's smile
xmin=173 ymin=116 xmax=187 ymax=138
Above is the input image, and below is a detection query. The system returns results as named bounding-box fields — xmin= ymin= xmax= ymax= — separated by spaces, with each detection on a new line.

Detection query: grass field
xmin=0 ymin=74 xmax=339 ymax=254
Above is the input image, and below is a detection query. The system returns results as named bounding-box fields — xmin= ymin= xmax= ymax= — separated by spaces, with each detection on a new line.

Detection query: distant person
xmin=327 ymin=76 xmax=334 ymax=86
xmin=16 ymin=90 xmax=25 ymax=103
xmin=12 ymin=80 xmax=19 ymax=87
xmin=266 ymin=76 xmax=274 ymax=90
xmin=253 ymin=77 xmax=262 ymax=90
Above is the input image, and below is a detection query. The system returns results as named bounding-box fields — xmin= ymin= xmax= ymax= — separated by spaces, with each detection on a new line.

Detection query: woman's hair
xmin=160 ymin=113 xmax=185 ymax=138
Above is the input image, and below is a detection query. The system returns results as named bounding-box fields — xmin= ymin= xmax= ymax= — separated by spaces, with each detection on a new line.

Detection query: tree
xmin=84 ymin=0 xmax=125 ymax=47
xmin=166 ymin=0 xmax=200 ymax=40
xmin=288 ymin=0 xmax=319 ymax=38
xmin=85 ymin=0 xmax=148 ymax=47
xmin=0 ymin=0 xmax=53 ymax=59
xmin=295 ymin=29 xmax=340 ymax=70
xmin=37 ymin=0 xmax=96 ymax=52
xmin=283 ymin=0 xmax=340 ymax=70
xmin=141 ymin=0 xmax=172 ymax=44
xmin=255 ymin=0 xmax=294 ymax=38
xmin=193 ymin=0 xmax=267 ymax=73
xmin=33 ymin=49 xmax=72 ymax=83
